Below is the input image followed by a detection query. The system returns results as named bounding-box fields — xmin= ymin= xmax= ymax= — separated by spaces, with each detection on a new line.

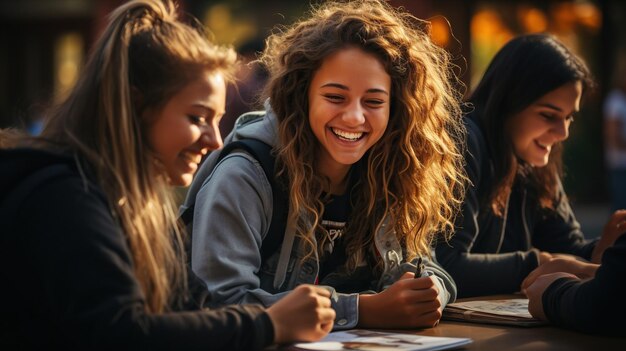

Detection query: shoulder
xmin=462 ymin=116 xmax=491 ymax=183
xmin=1 ymin=148 xmax=100 ymax=212
xmin=463 ymin=116 xmax=488 ymax=157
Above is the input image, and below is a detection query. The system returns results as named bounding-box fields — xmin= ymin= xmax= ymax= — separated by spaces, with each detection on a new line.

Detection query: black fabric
xmin=319 ymin=192 xmax=350 ymax=280
xmin=0 ymin=148 xmax=274 ymax=350
xmin=180 ymin=139 xmax=288 ymax=263
xmin=542 ymin=234 xmax=626 ymax=336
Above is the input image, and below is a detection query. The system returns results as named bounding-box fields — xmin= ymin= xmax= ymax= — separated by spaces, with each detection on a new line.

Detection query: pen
xmin=415 ymin=257 xmax=425 ymax=278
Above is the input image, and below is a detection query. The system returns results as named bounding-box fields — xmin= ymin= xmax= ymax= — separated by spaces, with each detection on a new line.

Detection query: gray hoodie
xmin=182 ymin=105 xmax=457 ymax=330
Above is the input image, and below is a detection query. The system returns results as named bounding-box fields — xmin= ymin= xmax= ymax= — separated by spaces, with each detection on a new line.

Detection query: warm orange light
xmin=574 ymin=2 xmax=602 ymax=32
xmin=550 ymin=2 xmax=577 ymax=34
xmin=203 ymin=4 xmax=258 ymax=46
xmin=54 ymin=33 xmax=83 ymax=103
xmin=430 ymin=16 xmax=451 ymax=47
xmin=517 ymin=5 xmax=548 ymax=33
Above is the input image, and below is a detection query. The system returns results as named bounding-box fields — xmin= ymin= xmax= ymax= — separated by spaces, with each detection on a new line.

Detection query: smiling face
xmin=308 ymin=47 xmax=391 ymax=183
xmin=146 ymin=70 xmax=226 ymax=186
xmin=506 ymin=80 xmax=583 ymax=167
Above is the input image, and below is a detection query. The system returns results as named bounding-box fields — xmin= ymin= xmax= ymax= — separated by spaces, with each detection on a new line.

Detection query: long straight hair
xmin=40 ymin=0 xmax=236 ymax=312
xmin=468 ymin=34 xmax=594 ymax=215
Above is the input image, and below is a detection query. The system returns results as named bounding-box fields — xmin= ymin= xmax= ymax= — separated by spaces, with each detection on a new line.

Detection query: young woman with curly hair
xmin=185 ymin=0 xmax=466 ymax=329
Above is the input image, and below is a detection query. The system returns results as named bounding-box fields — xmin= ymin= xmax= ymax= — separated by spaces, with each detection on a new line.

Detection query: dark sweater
xmin=543 ymin=234 xmax=626 ymax=336
xmin=0 ymin=148 xmax=273 ymax=350
xmin=436 ymin=117 xmax=597 ymax=298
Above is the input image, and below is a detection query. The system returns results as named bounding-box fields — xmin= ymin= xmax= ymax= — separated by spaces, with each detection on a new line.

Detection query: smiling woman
xmin=185 ymin=0 xmax=467 ymax=332
xmin=435 ymin=33 xmax=626 ymax=299
xmin=146 ymin=70 xmax=226 ymax=186
xmin=0 ymin=0 xmax=335 ymax=349
xmin=308 ymin=47 xmax=391 ymax=193
xmin=506 ymin=80 xmax=582 ymax=167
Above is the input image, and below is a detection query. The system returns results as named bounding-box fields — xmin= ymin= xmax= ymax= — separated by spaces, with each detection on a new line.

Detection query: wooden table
xmin=279 ymin=294 xmax=625 ymax=351
xmin=280 ymin=322 xmax=624 ymax=351
xmin=419 ymin=294 xmax=625 ymax=350
xmin=414 ymin=319 xmax=624 ymax=350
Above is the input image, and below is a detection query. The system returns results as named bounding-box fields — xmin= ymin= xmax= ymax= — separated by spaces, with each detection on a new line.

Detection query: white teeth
xmin=536 ymin=141 xmax=550 ymax=149
xmin=331 ymin=128 xmax=363 ymax=141
xmin=181 ymin=151 xmax=201 ymax=164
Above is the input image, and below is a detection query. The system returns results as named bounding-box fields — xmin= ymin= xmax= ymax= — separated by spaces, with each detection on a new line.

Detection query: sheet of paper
xmin=295 ymin=330 xmax=472 ymax=351
xmin=446 ymin=298 xmax=533 ymax=318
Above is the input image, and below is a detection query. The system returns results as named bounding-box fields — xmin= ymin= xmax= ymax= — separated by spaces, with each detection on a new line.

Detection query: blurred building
xmin=1 ymin=0 xmax=624 ymax=204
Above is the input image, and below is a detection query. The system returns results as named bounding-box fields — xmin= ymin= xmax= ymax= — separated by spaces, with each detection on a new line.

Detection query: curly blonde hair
xmin=261 ymin=0 xmax=466 ymax=271
xmin=40 ymin=0 xmax=236 ymax=312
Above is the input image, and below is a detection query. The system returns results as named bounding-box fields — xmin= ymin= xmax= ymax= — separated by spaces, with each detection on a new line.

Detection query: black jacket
xmin=543 ymin=234 xmax=626 ymax=336
xmin=436 ymin=117 xmax=597 ymax=298
xmin=0 ymin=148 xmax=273 ymax=350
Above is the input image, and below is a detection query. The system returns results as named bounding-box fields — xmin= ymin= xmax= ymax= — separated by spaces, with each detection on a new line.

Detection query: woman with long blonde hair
xmin=0 ymin=0 xmax=334 ymax=348
xmin=186 ymin=0 xmax=466 ymax=329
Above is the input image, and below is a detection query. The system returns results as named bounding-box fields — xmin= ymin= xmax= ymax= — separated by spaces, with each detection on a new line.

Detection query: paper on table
xmin=447 ymin=299 xmax=534 ymax=318
xmin=442 ymin=298 xmax=547 ymax=327
xmin=294 ymin=329 xmax=472 ymax=351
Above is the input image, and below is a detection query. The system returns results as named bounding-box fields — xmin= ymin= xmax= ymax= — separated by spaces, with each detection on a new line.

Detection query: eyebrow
xmin=320 ymin=82 xmax=389 ymax=95
xmin=192 ymin=103 xmax=224 ymax=116
xmin=537 ymin=102 xmax=578 ymax=114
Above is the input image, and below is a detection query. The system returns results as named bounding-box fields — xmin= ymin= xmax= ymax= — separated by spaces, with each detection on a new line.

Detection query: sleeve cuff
xmin=331 ymin=293 xmax=359 ymax=330
xmin=254 ymin=310 xmax=275 ymax=348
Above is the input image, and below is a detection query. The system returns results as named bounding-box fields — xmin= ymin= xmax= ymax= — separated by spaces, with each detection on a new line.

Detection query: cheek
xmin=372 ymin=111 xmax=390 ymax=140
xmin=150 ymin=121 xmax=198 ymax=160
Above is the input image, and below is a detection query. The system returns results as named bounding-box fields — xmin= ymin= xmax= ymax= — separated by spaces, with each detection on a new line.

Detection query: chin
xmin=168 ymin=174 xmax=193 ymax=187
xmin=530 ymin=159 xmax=549 ymax=168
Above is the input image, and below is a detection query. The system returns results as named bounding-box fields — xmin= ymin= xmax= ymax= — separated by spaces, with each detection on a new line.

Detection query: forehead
xmin=534 ymin=81 xmax=583 ymax=111
xmin=311 ymin=47 xmax=390 ymax=89
xmin=170 ymin=70 xmax=226 ymax=108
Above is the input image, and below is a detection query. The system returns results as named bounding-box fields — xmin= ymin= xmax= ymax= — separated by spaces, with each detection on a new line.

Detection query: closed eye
xmin=187 ymin=114 xmax=207 ymax=126
xmin=365 ymin=99 xmax=385 ymax=107
xmin=323 ymin=94 xmax=344 ymax=103
xmin=540 ymin=113 xmax=558 ymax=121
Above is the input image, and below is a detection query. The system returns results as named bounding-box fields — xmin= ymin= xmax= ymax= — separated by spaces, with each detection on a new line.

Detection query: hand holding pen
xmin=357 ymin=255 xmax=442 ymax=328
xmin=415 ymin=256 xmax=427 ymax=278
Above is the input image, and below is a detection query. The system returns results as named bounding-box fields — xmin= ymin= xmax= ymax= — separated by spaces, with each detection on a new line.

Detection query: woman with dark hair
xmin=436 ymin=33 xmax=626 ymax=298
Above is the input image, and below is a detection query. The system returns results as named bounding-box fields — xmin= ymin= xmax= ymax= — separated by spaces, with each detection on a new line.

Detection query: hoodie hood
xmin=181 ymin=100 xmax=282 ymax=218
xmin=0 ymin=148 xmax=75 ymax=205
xmin=226 ymin=99 xmax=280 ymax=148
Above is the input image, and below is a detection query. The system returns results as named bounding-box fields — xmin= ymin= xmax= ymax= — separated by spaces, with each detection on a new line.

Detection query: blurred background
xmin=1 ymin=0 xmax=625 ymax=236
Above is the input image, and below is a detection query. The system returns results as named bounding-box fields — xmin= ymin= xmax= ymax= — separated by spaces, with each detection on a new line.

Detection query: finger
xmin=409 ymin=276 xmax=436 ymax=289
xmin=319 ymin=321 xmax=333 ymax=334
xmin=522 ymin=266 xmax=544 ymax=289
xmin=405 ymin=295 xmax=442 ymax=311
xmin=413 ymin=309 xmax=443 ymax=327
xmin=399 ymin=271 xmax=414 ymax=280
xmin=319 ymin=307 xmax=336 ymax=322
xmin=316 ymin=295 xmax=332 ymax=308
xmin=312 ymin=286 xmax=332 ymax=297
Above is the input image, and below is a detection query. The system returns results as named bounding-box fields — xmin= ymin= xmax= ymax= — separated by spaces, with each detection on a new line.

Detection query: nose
xmin=342 ymin=101 xmax=366 ymax=126
xmin=552 ymin=119 xmax=570 ymax=141
xmin=200 ymin=120 xmax=223 ymax=151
